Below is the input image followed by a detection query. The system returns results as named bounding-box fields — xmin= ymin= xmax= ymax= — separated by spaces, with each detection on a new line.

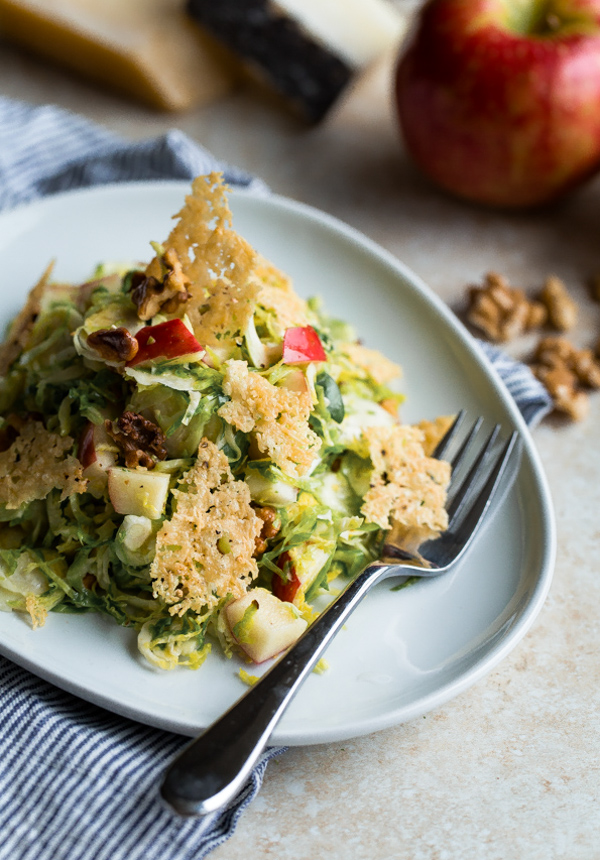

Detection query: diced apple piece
xmin=79 ymin=421 xmax=119 ymax=495
xmin=272 ymin=551 xmax=301 ymax=603
xmin=78 ymin=421 xmax=117 ymax=469
xmin=226 ymin=587 xmax=307 ymax=664
xmin=78 ymin=422 xmax=96 ymax=468
xmin=282 ymin=326 xmax=326 ymax=364
xmin=273 ymin=543 xmax=333 ymax=606
xmin=128 ymin=319 xmax=204 ymax=366
xmin=278 ymin=368 xmax=309 ymax=395
xmin=107 ymin=467 xmax=170 ymax=519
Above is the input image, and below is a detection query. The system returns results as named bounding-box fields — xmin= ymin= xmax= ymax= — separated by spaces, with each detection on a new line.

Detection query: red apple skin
xmin=282 ymin=326 xmax=326 ymax=364
xmin=395 ymin=0 xmax=600 ymax=208
xmin=128 ymin=319 xmax=203 ymax=366
xmin=77 ymin=422 xmax=96 ymax=468
xmin=77 ymin=421 xmax=119 ymax=494
xmin=272 ymin=551 xmax=302 ymax=603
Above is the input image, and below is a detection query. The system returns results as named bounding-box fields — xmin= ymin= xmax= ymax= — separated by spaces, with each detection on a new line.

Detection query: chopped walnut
xmin=106 ymin=411 xmax=167 ymax=469
xmin=87 ymin=327 xmax=139 ymax=363
xmin=129 ymin=272 xmax=159 ymax=317
xmin=534 ymin=336 xmax=600 ymax=388
xmin=253 ymin=505 xmax=281 ymax=556
xmin=524 ymin=301 xmax=547 ymax=330
xmin=570 ymin=349 xmax=600 ymax=388
xmin=534 ymin=364 xmax=588 ymax=421
xmin=539 ymin=276 xmax=577 ymax=331
xmin=466 ymin=272 xmax=546 ymax=342
xmin=129 ymin=248 xmax=191 ymax=321
xmin=530 ymin=336 xmax=600 ymax=421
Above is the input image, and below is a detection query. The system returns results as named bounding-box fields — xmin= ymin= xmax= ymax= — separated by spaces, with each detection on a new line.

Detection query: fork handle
xmin=160 ymin=561 xmax=395 ymax=817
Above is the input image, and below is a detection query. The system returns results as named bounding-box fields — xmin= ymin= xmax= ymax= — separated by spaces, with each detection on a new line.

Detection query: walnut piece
xmin=106 ymin=411 xmax=167 ymax=469
xmin=253 ymin=505 xmax=281 ymax=556
xmin=87 ymin=327 xmax=139 ymax=363
xmin=466 ymin=272 xmax=546 ymax=342
xmin=130 ymin=248 xmax=191 ymax=321
xmin=530 ymin=336 xmax=600 ymax=421
xmin=538 ymin=276 xmax=577 ymax=331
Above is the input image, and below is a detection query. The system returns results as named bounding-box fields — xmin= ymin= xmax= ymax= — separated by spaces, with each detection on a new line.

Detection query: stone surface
xmin=1 ymin=7 xmax=599 ymax=855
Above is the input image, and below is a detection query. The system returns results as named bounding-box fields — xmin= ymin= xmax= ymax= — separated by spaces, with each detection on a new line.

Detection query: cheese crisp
xmin=218 ymin=360 xmax=321 ymax=478
xmin=151 ymin=440 xmax=262 ymax=616
xmin=0 ymin=421 xmax=87 ymax=509
xmin=361 ymin=425 xmax=450 ymax=534
xmin=0 ymin=174 xmax=450 ymax=671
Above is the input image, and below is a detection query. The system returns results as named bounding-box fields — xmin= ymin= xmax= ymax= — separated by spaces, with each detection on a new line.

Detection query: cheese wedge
xmin=0 ymin=0 xmax=237 ymax=111
xmin=187 ymin=0 xmax=407 ymax=122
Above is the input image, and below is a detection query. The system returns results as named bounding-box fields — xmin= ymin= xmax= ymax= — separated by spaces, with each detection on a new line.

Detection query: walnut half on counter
xmin=530 ymin=337 xmax=600 ymax=422
xmin=464 ymin=271 xmax=600 ymax=422
xmin=465 ymin=272 xmax=546 ymax=342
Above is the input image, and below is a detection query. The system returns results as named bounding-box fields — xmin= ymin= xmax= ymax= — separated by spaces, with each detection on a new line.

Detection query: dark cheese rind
xmin=187 ymin=0 xmax=353 ymax=122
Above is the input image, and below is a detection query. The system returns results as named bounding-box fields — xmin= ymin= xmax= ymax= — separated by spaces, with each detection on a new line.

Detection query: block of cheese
xmin=187 ymin=0 xmax=407 ymax=122
xmin=0 ymin=0 xmax=237 ymax=111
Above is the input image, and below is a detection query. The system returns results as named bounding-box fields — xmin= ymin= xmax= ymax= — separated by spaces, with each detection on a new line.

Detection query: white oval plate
xmin=0 ymin=182 xmax=555 ymax=745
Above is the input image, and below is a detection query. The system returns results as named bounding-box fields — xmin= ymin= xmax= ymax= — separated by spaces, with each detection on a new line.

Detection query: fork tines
xmin=433 ymin=412 xmax=519 ymax=533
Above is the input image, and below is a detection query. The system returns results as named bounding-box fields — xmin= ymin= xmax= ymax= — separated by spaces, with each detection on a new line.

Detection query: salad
xmin=0 ymin=174 xmax=451 ymax=672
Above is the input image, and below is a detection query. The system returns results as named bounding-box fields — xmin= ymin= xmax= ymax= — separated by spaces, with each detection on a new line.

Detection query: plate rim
xmin=0 ymin=180 xmax=557 ymax=744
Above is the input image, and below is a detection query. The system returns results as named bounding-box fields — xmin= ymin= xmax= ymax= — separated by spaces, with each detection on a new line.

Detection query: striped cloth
xmin=0 ymin=97 xmax=267 ymax=209
xmin=0 ymin=98 xmax=553 ymax=860
xmin=477 ymin=341 xmax=552 ymax=427
xmin=0 ymin=659 xmax=285 ymax=860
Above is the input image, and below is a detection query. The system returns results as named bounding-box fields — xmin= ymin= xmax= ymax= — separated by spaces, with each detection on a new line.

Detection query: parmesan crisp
xmin=0 ymin=421 xmax=87 ymax=510
xmin=253 ymin=255 xmax=311 ymax=332
xmin=361 ymin=425 xmax=450 ymax=533
xmin=145 ymin=172 xmax=258 ymax=347
xmin=0 ymin=262 xmax=54 ymax=375
xmin=416 ymin=415 xmax=456 ymax=457
xmin=218 ymin=360 xmax=322 ymax=478
xmin=151 ymin=439 xmax=262 ymax=616
xmin=341 ymin=342 xmax=401 ymax=386
xmin=25 ymin=595 xmax=48 ymax=629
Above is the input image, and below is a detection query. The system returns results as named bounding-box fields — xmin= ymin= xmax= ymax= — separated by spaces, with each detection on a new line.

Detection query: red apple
xmin=395 ymin=0 xmax=600 ymax=208
xmin=128 ymin=319 xmax=204 ymax=366
xmin=282 ymin=326 xmax=326 ymax=364
xmin=272 ymin=551 xmax=302 ymax=604
xmin=77 ymin=422 xmax=96 ymax=468
xmin=225 ymin=588 xmax=307 ymax=664
xmin=77 ymin=421 xmax=119 ymax=495
xmin=107 ymin=467 xmax=170 ymax=519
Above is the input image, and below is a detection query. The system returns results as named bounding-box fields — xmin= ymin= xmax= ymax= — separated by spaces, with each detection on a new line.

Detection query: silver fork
xmin=160 ymin=415 xmax=519 ymax=817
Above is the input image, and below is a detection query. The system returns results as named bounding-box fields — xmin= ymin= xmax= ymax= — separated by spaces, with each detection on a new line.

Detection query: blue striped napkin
xmin=0 ymin=97 xmax=553 ymax=860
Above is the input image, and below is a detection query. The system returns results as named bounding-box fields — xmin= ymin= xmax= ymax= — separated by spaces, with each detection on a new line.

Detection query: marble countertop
xmin=1 ymin=20 xmax=599 ymax=859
